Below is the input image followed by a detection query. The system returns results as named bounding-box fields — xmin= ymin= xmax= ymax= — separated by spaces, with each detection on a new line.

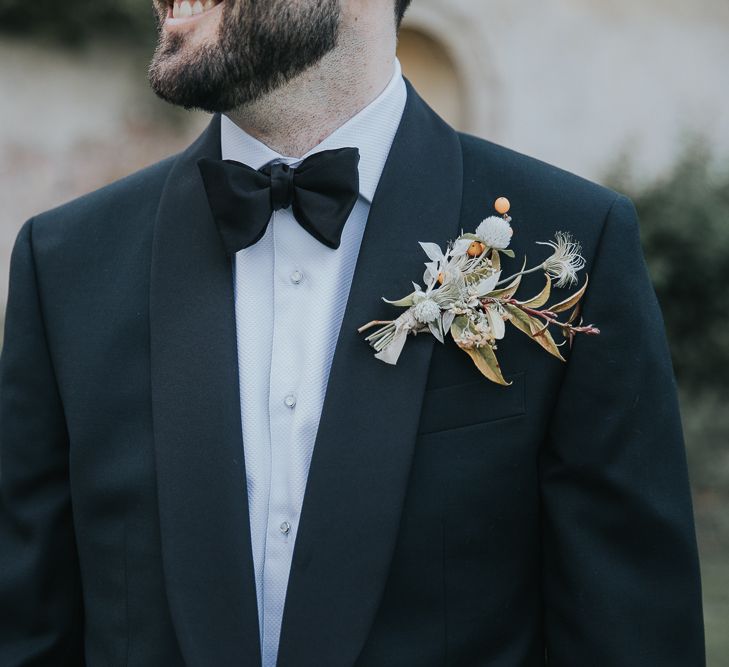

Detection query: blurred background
xmin=1 ymin=0 xmax=727 ymax=660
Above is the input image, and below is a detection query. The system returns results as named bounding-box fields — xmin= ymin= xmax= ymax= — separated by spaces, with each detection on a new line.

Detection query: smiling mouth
xmin=165 ymin=0 xmax=224 ymax=21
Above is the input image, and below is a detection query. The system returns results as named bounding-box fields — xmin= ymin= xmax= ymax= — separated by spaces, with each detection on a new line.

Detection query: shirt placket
xmin=261 ymin=207 xmax=300 ymax=666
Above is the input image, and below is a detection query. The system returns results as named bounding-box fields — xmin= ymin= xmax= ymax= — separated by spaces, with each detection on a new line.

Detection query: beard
xmin=148 ymin=0 xmax=341 ymax=113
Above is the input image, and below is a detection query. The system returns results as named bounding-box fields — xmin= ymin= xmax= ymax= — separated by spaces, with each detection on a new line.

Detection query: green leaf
xmin=462 ymin=344 xmax=511 ymax=386
xmin=450 ymin=315 xmax=470 ymax=342
xmin=383 ymin=293 xmax=416 ymax=308
xmin=500 ymin=248 xmax=516 ymax=258
xmin=464 ymin=265 xmax=494 ymax=287
xmin=517 ymin=275 xmax=552 ymax=308
xmin=535 ymin=329 xmax=565 ymax=360
xmin=487 ymin=275 xmax=522 ymax=300
xmin=504 ymin=303 xmax=565 ymax=361
xmin=549 ymin=274 xmax=590 ymax=314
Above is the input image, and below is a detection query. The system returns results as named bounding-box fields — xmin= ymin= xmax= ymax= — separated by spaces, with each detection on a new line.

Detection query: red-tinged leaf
xmin=532 ymin=319 xmax=551 ymax=337
xmin=504 ymin=302 xmax=539 ymax=335
xmin=566 ymin=302 xmax=581 ymax=325
xmin=517 ymin=275 xmax=552 ymax=308
xmin=504 ymin=303 xmax=565 ymax=361
xmin=549 ymin=274 xmax=590 ymax=314
xmin=537 ymin=329 xmax=565 ymax=361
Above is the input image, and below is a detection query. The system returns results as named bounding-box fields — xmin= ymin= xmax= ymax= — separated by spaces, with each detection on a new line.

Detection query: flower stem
xmin=495 ymin=262 xmax=545 ymax=286
xmin=501 ymin=298 xmax=600 ymax=339
xmin=357 ymin=320 xmax=394 ymax=333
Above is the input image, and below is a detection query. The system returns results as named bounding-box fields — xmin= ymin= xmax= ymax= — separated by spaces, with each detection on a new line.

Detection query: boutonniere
xmin=358 ymin=197 xmax=600 ymax=386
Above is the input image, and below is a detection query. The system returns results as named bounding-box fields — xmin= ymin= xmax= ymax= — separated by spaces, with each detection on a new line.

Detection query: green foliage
xmin=0 ymin=0 xmax=157 ymax=46
xmin=610 ymin=143 xmax=729 ymax=395
xmin=680 ymin=388 xmax=729 ymax=493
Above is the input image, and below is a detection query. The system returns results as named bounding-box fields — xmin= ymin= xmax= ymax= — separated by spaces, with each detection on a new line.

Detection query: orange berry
xmin=467 ymin=241 xmax=485 ymax=257
xmin=494 ymin=197 xmax=511 ymax=215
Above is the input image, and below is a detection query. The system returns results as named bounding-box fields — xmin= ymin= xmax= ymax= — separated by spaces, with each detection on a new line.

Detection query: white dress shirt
xmin=221 ymin=60 xmax=407 ymax=667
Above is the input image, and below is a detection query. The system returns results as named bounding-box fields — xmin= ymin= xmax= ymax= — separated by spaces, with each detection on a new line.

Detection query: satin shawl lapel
xmin=276 ymin=84 xmax=464 ymax=667
xmin=149 ymin=114 xmax=262 ymax=666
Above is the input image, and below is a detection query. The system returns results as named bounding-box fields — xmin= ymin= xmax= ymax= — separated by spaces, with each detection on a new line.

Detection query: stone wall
xmin=400 ymin=0 xmax=729 ymax=180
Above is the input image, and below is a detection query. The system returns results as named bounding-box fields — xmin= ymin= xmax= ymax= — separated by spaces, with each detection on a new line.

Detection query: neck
xmin=227 ymin=12 xmax=397 ymax=157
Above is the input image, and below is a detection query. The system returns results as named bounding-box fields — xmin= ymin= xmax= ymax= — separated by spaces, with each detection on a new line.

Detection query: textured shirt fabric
xmin=221 ymin=61 xmax=407 ymax=667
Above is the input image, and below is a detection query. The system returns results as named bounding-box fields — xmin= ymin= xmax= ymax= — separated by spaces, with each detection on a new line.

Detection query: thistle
xmin=538 ymin=231 xmax=586 ymax=288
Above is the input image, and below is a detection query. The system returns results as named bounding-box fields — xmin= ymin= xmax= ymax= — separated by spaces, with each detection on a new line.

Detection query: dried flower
xmin=358 ymin=207 xmax=597 ymax=386
xmin=483 ymin=303 xmax=507 ymax=340
xmin=476 ymin=216 xmax=513 ymax=250
xmin=412 ymin=297 xmax=441 ymax=324
xmin=538 ymin=231 xmax=586 ymax=288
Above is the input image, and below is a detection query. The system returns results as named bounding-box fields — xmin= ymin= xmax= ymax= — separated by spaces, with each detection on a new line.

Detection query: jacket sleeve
xmin=539 ymin=195 xmax=705 ymax=665
xmin=0 ymin=219 xmax=84 ymax=665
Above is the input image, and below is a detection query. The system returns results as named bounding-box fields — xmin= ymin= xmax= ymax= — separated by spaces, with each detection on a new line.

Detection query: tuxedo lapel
xmin=276 ymin=84 xmax=464 ymax=667
xmin=149 ymin=115 xmax=262 ymax=666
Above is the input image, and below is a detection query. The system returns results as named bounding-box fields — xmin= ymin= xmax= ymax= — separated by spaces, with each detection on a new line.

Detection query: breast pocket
xmin=417 ymin=371 xmax=526 ymax=435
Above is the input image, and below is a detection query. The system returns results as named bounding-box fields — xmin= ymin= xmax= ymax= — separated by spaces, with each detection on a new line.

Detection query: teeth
xmin=171 ymin=0 xmax=218 ymax=19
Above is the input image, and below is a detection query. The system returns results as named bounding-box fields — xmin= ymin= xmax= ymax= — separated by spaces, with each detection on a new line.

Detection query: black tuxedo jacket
xmin=0 ymin=84 xmax=704 ymax=666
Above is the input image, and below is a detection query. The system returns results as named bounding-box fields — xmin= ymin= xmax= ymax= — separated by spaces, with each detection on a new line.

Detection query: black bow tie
xmin=197 ymin=147 xmax=360 ymax=255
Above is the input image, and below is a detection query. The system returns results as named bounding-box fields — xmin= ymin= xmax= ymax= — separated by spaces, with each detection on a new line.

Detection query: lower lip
xmin=164 ymin=1 xmax=224 ymax=27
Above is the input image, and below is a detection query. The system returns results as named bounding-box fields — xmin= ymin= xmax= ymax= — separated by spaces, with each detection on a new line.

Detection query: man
xmin=0 ymin=0 xmax=705 ymax=664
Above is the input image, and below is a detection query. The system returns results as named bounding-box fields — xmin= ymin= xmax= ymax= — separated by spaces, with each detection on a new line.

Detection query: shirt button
xmin=284 ymin=394 xmax=296 ymax=409
xmin=280 ymin=521 xmax=291 ymax=535
xmin=290 ymin=270 xmax=303 ymax=284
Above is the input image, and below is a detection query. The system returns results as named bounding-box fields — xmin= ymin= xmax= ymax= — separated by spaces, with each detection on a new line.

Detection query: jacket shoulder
xmin=457 ymin=131 xmax=620 ymax=213
xmin=456 ymin=132 xmax=627 ymax=258
xmin=30 ymin=154 xmax=178 ymax=251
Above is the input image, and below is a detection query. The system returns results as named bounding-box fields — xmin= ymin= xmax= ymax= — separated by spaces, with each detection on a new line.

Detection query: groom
xmin=0 ymin=0 xmax=705 ymax=665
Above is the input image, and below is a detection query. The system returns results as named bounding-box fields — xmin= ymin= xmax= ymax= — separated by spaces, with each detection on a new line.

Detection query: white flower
xmin=483 ymin=304 xmax=506 ymax=340
xmin=469 ymin=270 xmax=501 ymax=298
xmin=475 ymin=216 xmax=513 ymax=249
xmin=412 ymin=297 xmax=441 ymax=324
xmin=419 ymin=241 xmax=447 ymax=264
xmin=450 ymin=238 xmax=474 ymax=257
xmin=420 ymin=240 xmax=471 ymax=288
xmin=537 ymin=231 xmax=586 ymax=288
